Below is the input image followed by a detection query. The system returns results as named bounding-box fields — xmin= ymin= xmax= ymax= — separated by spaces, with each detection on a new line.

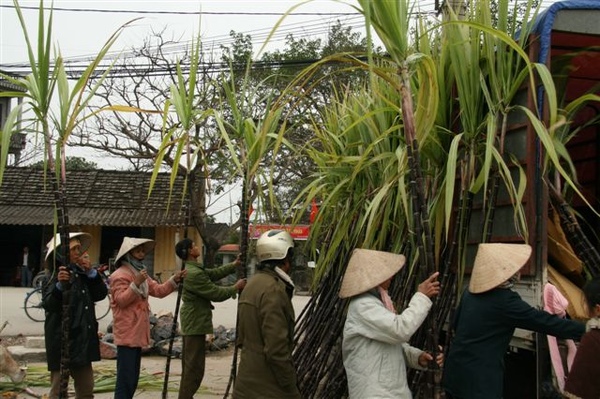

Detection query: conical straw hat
xmin=339 ymin=248 xmax=406 ymax=299
xmin=469 ymin=243 xmax=532 ymax=294
xmin=45 ymin=232 xmax=92 ymax=261
xmin=115 ymin=237 xmax=155 ymax=265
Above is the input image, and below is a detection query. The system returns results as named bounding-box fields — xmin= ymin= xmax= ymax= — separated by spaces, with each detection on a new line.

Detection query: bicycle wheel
xmin=24 ymin=288 xmax=45 ymax=322
xmin=95 ymin=294 xmax=111 ymax=321
xmin=32 ymin=271 xmax=49 ymax=289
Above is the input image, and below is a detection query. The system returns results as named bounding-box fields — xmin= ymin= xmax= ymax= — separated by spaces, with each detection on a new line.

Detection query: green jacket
xmin=180 ymin=261 xmax=238 ymax=335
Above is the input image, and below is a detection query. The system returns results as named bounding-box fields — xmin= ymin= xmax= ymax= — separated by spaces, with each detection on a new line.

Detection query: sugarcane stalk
xmin=437 ymin=183 xmax=474 ymax=383
xmin=483 ymin=171 xmax=500 ymax=242
xmin=162 ymin=201 xmax=190 ymax=399
xmin=398 ymin=63 xmax=440 ymax=397
xmin=427 ymin=168 xmax=468 ymax=378
xmin=398 ymin=65 xmax=436 ymax=280
xmin=295 ymin=272 xmax=336 ymax=391
xmin=483 ymin=112 xmax=508 ymax=243
xmin=56 ymin=178 xmax=71 ymax=399
xmin=299 ymin=304 xmax=346 ymax=397
xmin=294 ymin=247 xmax=351 ymax=399
xmin=223 ymin=170 xmax=249 ymax=398
xmin=399 ymin=142 xmax=443 ymax=397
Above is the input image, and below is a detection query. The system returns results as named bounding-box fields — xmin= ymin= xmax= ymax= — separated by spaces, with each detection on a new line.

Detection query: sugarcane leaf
xmin=519 ymin=105 xmax=598 ymax=216
xmin=471 ymin=113 xmax=497 ymax=195
xmin=534 ymin=63 xmax=558 ymax=123
xmin=444 ymin=133 xmax=463 ymax=239
xmin=564 ymin=93 xmax=600 ymax=115
xmin=0 ymin=105 xmax=22 ymax=184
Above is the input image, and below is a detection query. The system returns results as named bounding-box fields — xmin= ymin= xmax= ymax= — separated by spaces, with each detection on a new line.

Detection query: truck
xmin=468 ymin=1 xmax=600 ymax=397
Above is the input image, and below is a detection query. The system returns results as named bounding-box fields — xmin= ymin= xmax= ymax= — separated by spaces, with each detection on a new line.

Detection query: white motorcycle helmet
xmin=256 ymin=230 xmax=294 ymax=262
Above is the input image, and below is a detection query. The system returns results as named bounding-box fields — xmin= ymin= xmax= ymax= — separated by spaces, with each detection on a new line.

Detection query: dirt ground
xmin=1 ymin=336 xmax=235 ymax=399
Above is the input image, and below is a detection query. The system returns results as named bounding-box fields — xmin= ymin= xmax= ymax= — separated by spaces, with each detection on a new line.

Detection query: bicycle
xmin=32 ymin=270 xmax=50 ymax=289
xmin=23 ymin=287 xmax=45 ymax=322
xmin=24 ymin=266 xmax=112 ymax=322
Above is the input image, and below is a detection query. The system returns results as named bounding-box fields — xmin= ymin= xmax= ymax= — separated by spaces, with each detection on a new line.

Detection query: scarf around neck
xmin=274 ymin=266 xmax=295 ymax=299
xmin=275 ymin=266 xmax=295 ymax=288
xmin=377 ymin=286 xmax=397 ymax=314
xmin=125 ymin=263 xmax=149 ymax=298
xmin=126 ymin=253 xmax=146 ymax=271
xmin=587 ymin=316 xmax=600 ymax=332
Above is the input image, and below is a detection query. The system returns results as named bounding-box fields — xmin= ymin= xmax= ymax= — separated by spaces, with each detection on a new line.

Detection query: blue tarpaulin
xmin=531 ymin=0 xmax=600 ymax=64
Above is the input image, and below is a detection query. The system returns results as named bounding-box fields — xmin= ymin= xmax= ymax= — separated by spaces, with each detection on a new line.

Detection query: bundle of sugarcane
xmin=547 ymin=179 xmax=600 ymax=278
xmin=293 ymin=247 xmax=351 ymax=399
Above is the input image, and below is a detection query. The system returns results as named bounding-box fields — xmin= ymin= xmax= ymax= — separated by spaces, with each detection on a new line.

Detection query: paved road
xmin=0 ymin=287 xmax=312 ymax=337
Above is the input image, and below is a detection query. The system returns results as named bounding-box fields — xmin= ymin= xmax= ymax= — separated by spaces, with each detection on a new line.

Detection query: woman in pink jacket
xmin=110 ymin=237 xmax=186 ymax=399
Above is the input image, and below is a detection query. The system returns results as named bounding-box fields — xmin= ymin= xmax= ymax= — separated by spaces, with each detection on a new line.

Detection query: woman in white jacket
xmin=339 ymin=248 xmax=441 ymax=399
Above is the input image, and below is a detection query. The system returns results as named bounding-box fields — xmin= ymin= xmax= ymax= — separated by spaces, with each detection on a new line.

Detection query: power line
xmin=0 ymin=0 xmax=563 ymax=75
xmin=0 ymin=4 xmax=359 ymax=16
xmin=1 ymin=52 xmax=360 ymax=79
xmin=1 ymin=14 xmax=367 ymax=69
xmin=0 ymin=1 xmax=563 ymax=18
xmin=0 ymin=1 xmax=444 ymax=67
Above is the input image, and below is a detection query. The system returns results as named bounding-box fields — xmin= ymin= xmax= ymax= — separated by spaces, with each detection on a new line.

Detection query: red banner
xmin=249 ymin=224 xmax=311 ymax=240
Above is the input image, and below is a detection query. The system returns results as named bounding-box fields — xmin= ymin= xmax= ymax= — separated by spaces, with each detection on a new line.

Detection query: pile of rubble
xmin=99 ymin=311 xmax=236 ymax=359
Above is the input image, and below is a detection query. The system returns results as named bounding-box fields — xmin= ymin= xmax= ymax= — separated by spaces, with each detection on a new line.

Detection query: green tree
xmin=31 ymin=156 xmax=98 ymax=170
xmin=71 ymin=20 xmax=372 ymax=262
xmin=219 ymin=21 xmax=377 ymax=220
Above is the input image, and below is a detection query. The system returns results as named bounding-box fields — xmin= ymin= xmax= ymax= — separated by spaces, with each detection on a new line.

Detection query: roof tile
xmin=0 ymin=167 xmax=188 ymax=226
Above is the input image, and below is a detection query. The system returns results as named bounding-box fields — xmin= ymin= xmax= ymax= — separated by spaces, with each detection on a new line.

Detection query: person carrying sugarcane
xmin=109 ymin=237 xmax=186 ymax=399
xmin=442 ymin=243 xmax=585 ymax=399
xmin=175 ymin=238 xmax=246 ymax=399
xmin=233 ymin=229 xmax=301 ymax=399
xmin=340 ymin=248 xmax=442 ymax=399
xmin=42 ymin=232 xmax=107 ymax=399
xmin=564 ymin=276 xmax=600 ymax=399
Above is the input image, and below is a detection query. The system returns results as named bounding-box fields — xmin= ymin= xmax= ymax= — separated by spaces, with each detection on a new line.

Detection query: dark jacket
xmin=564 ymin=326 xmax=600 ymax=399
xmin=180 ymin=261 xmax=238 ymax=335
xmin=25 ymin=252 xmax=38 ymax=272
xmin=42 ymin=264 xmax=108 ymax=370
xmin=442 ymin=288 xmax=585 ymax=399
xmin=233 ymin=267 xmax=301 ymax=399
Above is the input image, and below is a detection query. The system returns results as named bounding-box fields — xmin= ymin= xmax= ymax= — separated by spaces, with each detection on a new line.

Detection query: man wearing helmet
xmin=233 ymin=229 xmax=301 ymax=398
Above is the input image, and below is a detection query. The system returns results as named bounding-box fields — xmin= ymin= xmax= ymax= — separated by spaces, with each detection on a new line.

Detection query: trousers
xmin=114 ymin=346 xmax=142 ymax=399
xmin=178 ymin=334 xmax=207 ymax=399
xmin=49 ymin=363 xmax=94 ymax=399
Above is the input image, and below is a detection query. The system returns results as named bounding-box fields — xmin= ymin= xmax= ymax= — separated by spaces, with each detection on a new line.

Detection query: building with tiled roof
xmin=0 ymin=167 xmax=200 ymax=286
